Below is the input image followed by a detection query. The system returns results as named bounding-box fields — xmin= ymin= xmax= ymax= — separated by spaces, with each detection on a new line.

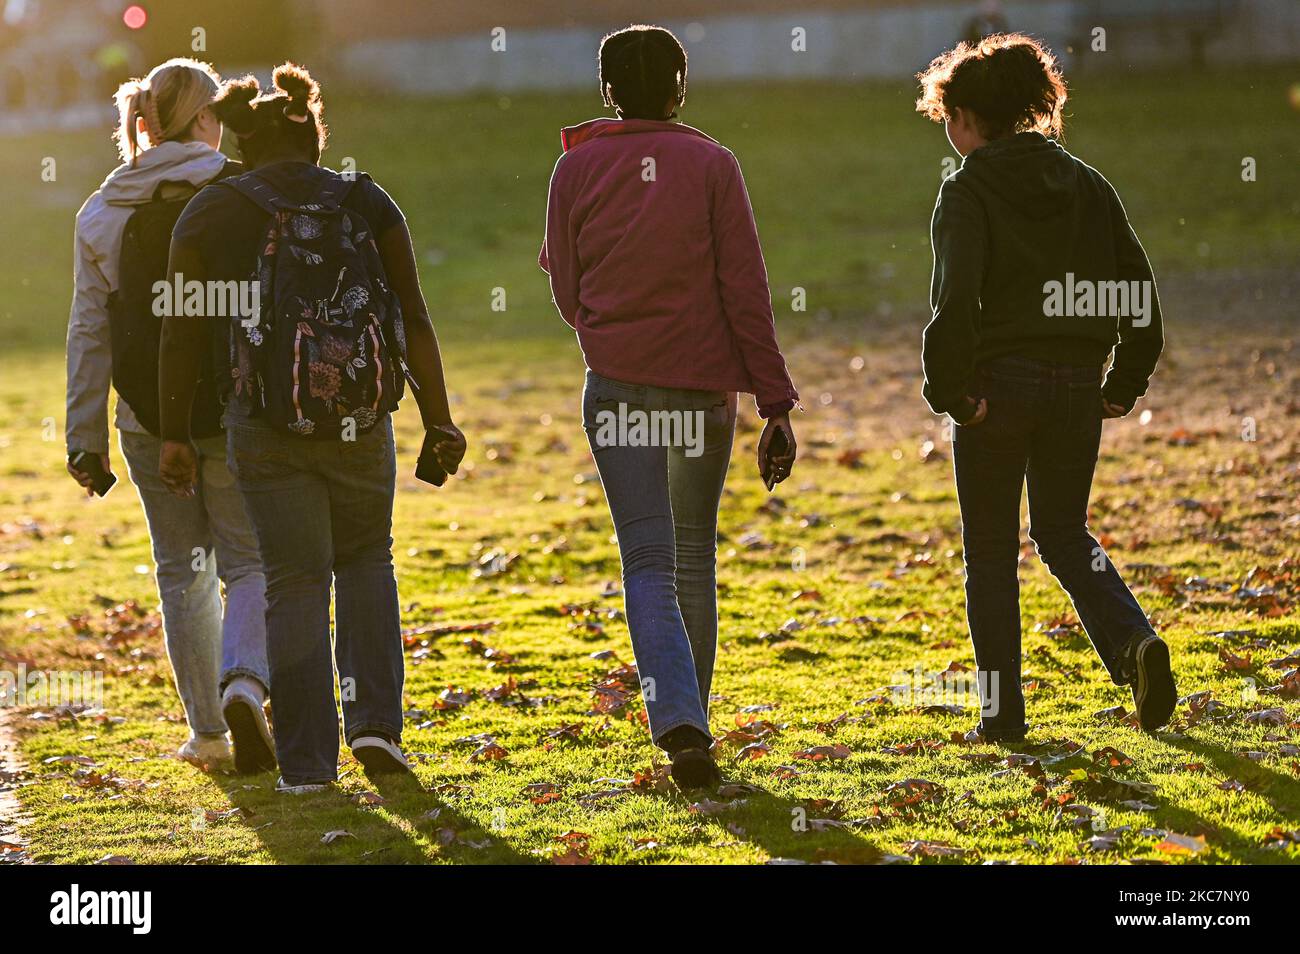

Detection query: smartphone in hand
xmin=415 ymin=430 xmax=452 ymax=487
xmin=69 ymin=451 xmax=116 ymax=497
xmin=761 ymin=427 xmax=790 ymax=492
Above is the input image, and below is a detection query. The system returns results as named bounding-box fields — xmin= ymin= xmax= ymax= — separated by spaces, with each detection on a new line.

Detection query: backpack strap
xmin=310 ymin=171 xmax=366 ymax=211
xmin=220 ymin=172 xmax=292 ymax=216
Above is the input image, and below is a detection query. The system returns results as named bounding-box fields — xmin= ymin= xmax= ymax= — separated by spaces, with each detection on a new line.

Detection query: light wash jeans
xmin=225 ymin=404 xmax=403 ymax=785
xmin=581 ymin=370 xmax=737 ymax=747
xmin=119 ymin=429 xmax=269 ymax=737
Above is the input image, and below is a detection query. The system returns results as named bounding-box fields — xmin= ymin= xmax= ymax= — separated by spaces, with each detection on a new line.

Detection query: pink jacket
xmin=540 ymin=118 xmax=798 ymax=410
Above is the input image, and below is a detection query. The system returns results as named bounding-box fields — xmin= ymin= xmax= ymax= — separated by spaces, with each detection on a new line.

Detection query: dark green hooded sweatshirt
xmin=922 ymin=131 xmax=1163 ymax=423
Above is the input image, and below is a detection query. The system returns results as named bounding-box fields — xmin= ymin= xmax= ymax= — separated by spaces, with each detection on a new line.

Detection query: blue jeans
xmin=119 ymin=429 xmax=268 ymax=737
xmin=226 ymin=405 xmax=403 ymax=784
xmin=581 ymin=370 xmax=737 ymax=747
xmin=953 ymin=356 xmax=1154 ymax=737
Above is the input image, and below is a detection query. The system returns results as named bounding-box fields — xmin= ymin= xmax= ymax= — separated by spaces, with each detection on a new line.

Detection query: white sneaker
xmin=221 ymin=678 xmax=276 ymax=774
xmin=350 ymin=735 xmax=411 ymax=775
xmin=275 ymin=776 xmax=333 ymax=795
xmin=178 ymin=734 xmax=231 ymax=768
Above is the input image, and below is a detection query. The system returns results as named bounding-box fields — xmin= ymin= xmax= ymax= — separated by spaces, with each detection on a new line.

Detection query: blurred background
xmin=0 ymin=0 xmax=1296 ymax=368
xmin=2 ymin=0 xmax=1298 ymax=116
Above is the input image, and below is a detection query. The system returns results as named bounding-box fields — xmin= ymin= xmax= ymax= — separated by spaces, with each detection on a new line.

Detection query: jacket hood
xmin=959 ymin=132 xmax=1078 ymax=220
xmin=97 ymin=140 xmax=228 ymax=206
xmin=560 ymin=117 xmax=718 ymax=152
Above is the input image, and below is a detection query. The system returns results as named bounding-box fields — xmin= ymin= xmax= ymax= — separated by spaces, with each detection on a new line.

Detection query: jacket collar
xmin=559 ymin=117 xmax=718 ymax=152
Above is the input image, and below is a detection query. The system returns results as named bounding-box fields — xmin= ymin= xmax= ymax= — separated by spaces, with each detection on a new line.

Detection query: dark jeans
xmin=226 ymin=405 xmax=403 ymax=783
xmin=581 ymin=370 xmax=737 ymax=747
xmin=953 ymin=356 xmax=1153 ymax=736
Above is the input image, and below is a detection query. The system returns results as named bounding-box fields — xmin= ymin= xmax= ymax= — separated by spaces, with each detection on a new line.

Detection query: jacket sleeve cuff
xmin=1101 ymin=379 xmax=1139 ymax=413
xmin=947 ymin=397 xmax=980 ymax=425
xmin=758 ymin=398 xmax=795 ymax=419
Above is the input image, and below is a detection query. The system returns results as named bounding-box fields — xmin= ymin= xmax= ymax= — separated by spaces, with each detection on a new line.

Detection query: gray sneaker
xmin=275 ymin=776 xmax=333 ymax=795
xmin=350 ymin=735 xmax=412 ymax=775
xmin=222 ymin=678 xmax=276 ymax=774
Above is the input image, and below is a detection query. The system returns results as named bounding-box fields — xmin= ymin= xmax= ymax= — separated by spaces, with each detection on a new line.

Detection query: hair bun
xmin=210 ymin=75 xmax=260 ymax=135
xmin=273 ymin=63 xmax=319 ymax=106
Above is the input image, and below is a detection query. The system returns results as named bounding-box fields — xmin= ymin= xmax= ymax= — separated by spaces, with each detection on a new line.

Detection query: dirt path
xmin=0 ymin=708 xmax=31 ymax=864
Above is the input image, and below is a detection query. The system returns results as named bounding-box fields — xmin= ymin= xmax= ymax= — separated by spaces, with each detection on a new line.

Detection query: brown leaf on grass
xmin=524 ymin=782 xmax=562 ymax=805
xmin=1262 ymin=827 xmax=1300 ymax=849
xmin=1091 ymin=746 xmax=1134 ymax=769
xmin=689 ymin=798 xmax=741 ymax=816
xmin=321 ymin=830 xmax=354 ymax=845
xmin=768 ymin=764 xmax=801 ymax=780
xmin=916 ymin=704 xmax=965 ymax=717
xmin=880 ymin=739 xmax=945 ymax=756
xmin=42 ymin=755 xmax=97 ymax=766
xmin=1066 ymin=768 xmax=1156 ymax=804
xmin=718 ymin=782 xmax=763 ymax=799
xmin=836 ymin=448 xmax=865 ymax=468
xmin=882 ymin=778 xmax=946 ymax=809
xmin=351 ymin=791 xmax=385 ymax=806
xmin=543 ymin=723 xmax=584 ymax=746
xmin=482 ymin=677 xmax=518 ymax=703
xmin=1264 ymin=669 xmax=1300 ymax=699
xmin=1244 ymin=707 xmax=1289 ymax=726
xmin=462 ymin=637 xmax=516 ymax=667
xmin=431 ymin=686 xmax=474 ymax=710
xmin=792 ymin=744 xmax=851 ymax=762
xmin=629 ymin=763 xmax=673 ymax=794
xmin=1218 ymin=647 xmax=1253 ymax=672
xmin=900 ymin=839 xmax=969 ymax=859
xmin=1155 ymin=833 xmax=1208 ymax=856
xmin=736 ymin=742 xmax=771 ymax=761
xmin=469 ymin=741 xmax=508 ymax=763
xmin=551 ymin=830 xmax=593 ymax=865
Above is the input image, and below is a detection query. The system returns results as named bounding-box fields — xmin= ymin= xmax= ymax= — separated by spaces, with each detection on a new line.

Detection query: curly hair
xmin=915 ymin=33 xmax=1067 ymax=141
xmin=598 ymin=24 xmax=688 ymax=120
xmin=210 ymin=62 xmax=328 ymax=166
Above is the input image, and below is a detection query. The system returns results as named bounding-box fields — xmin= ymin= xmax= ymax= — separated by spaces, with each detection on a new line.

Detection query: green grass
xmin=0 ymin=68 xmax=1298 ymax=865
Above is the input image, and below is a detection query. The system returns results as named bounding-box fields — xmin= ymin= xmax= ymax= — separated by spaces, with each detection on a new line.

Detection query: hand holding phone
xmin=416 ymin=424 xmax=466 ymax=487
xmin=68 ymin=451 xmax=116 ymax=497
xmin=758 ymin=415 xmax=796 ymax=492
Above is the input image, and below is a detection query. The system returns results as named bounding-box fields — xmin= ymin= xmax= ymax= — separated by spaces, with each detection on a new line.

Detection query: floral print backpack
xmin=223 ymin=170 xmax=408 ymax=439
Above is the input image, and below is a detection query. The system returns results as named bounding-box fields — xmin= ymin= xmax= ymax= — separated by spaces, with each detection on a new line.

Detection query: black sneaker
xmin=660 ymin=725 xmax=722 ymax=792
xmin=1125 ymin=633 xmax=1177 ymax=732
xmin=670 ymin=747 xmax=722 ymax=792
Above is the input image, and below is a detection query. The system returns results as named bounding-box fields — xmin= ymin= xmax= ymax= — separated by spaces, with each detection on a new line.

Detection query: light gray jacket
xmin=66 ymin=141 xmax=228 ymax=453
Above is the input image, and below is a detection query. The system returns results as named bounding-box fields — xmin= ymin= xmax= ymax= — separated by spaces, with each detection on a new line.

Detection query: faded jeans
xmin=582 ymin=370 xmax=737 ymax=747
xmin=119 ymin=429 xmax=269 ymax=738
xmin=225 ymin=404 xmax=403 ymax=784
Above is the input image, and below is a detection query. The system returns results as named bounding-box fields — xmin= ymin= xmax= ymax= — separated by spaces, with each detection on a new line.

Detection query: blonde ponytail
xmin=113 ymin=58 xmax=222 ymax=163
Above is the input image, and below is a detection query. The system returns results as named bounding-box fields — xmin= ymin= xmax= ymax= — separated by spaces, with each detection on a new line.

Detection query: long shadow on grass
xmin=1165 ymin=734 xmax=1300 ymax=818
xmin=691 ymin=780 xmax=883 ymax=865
xmin=223 ymin=770 xmax=537 ymax=864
